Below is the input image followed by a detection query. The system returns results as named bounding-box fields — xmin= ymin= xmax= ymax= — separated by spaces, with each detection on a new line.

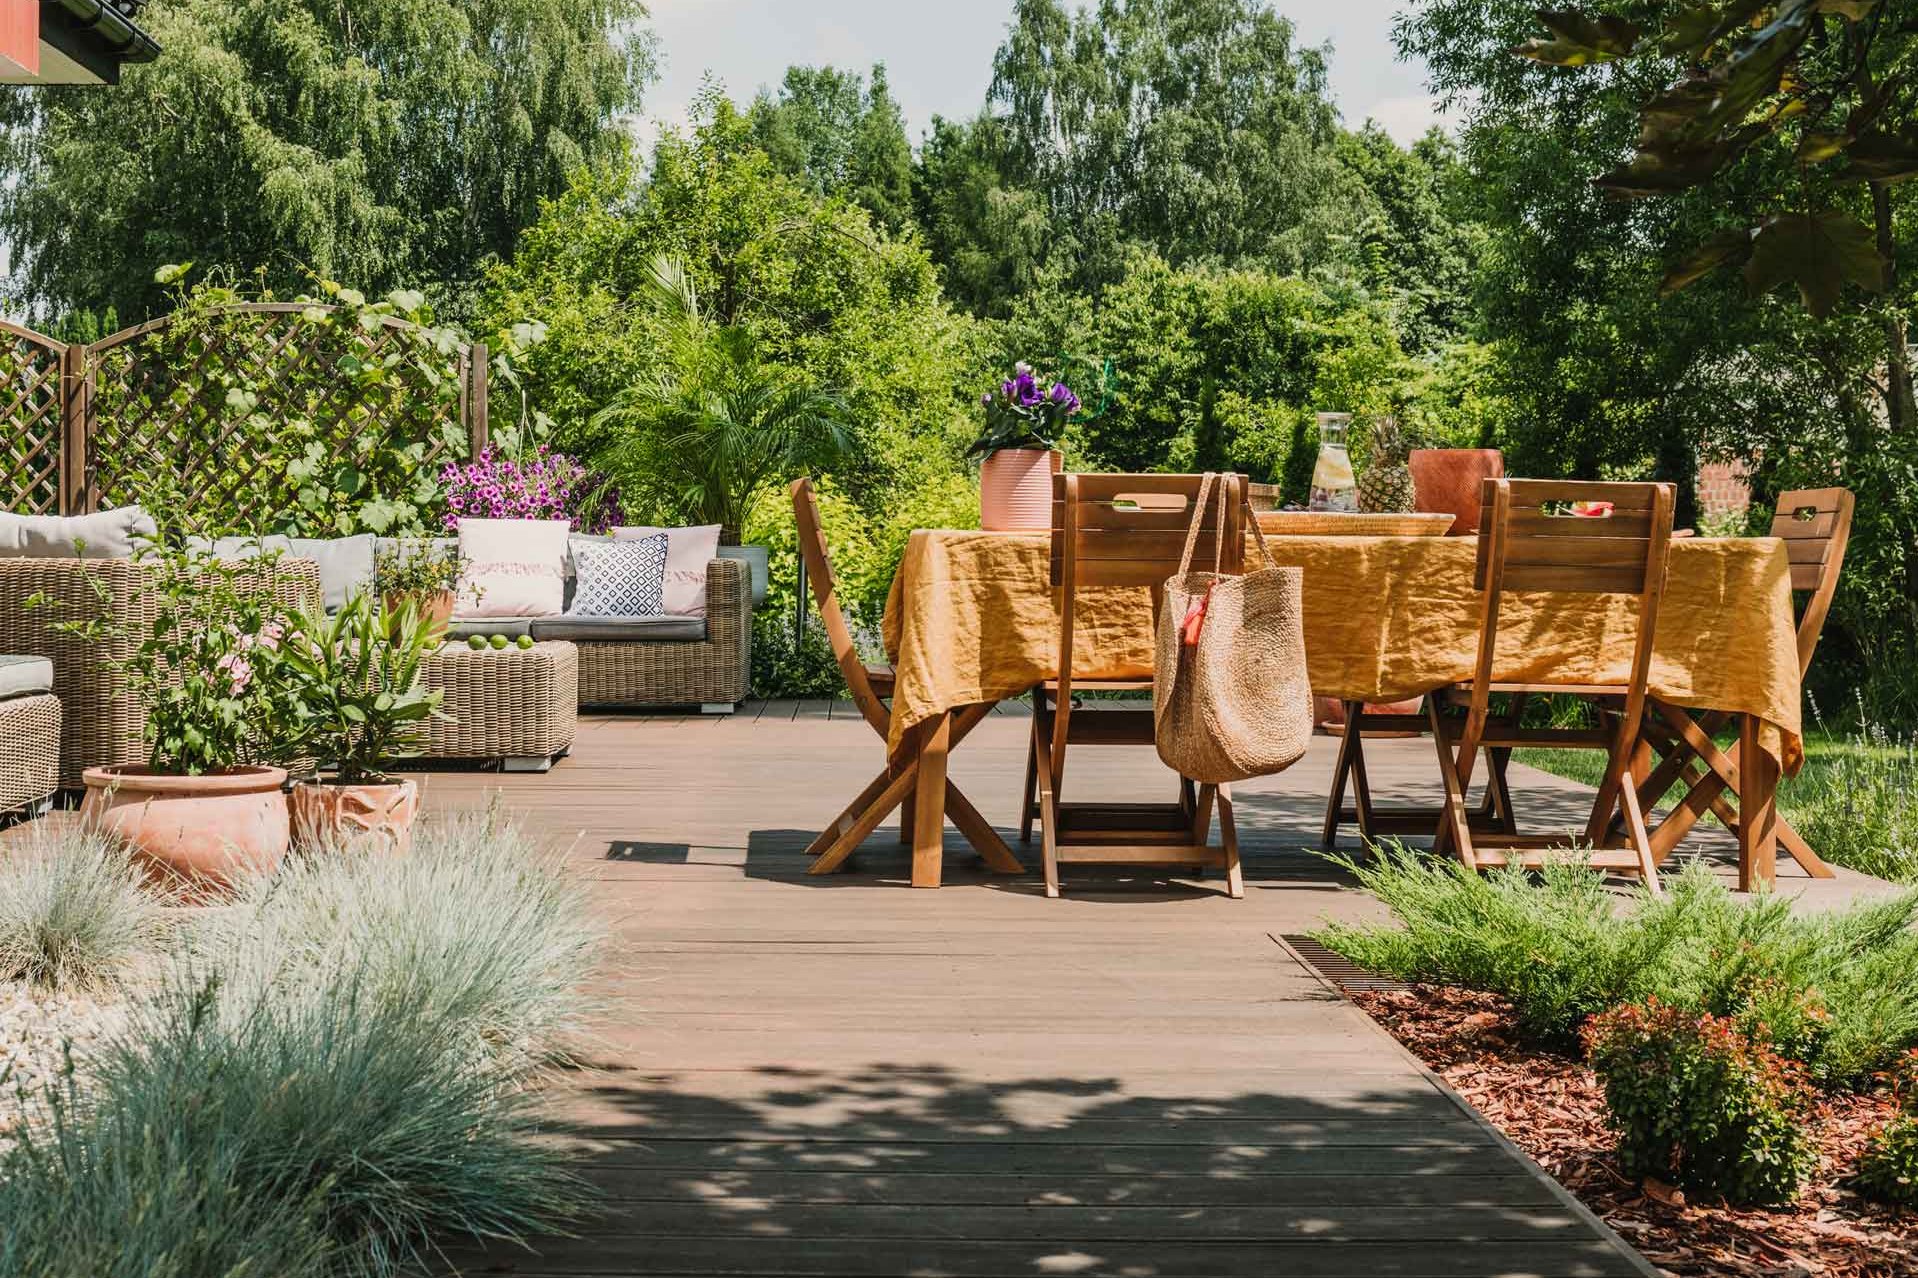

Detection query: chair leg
xmin=1429 ymin=698 xmax=1477 ymax=870
xmin=1019 ymin=721 xmax=1038 ymax=843
xmin=1617 ymin=768 xmax=1662 ymax=897
xmin=1218 ymin=784 xmax=1244 ymax=899
xmin=811 ymin=766 xmax=918 ymax=876
xmin=1034 ymin=730 xmax=1062 ymax=899
xmin=807 ymin=769 xmax=893 ymax=856
xmin=898 ymin=793 xmax=915 ymax=845
xmin=1321 ymin=704 xmax=1361 ymax=850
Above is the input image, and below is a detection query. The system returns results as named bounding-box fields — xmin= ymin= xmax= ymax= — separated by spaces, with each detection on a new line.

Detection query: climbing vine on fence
xmin=83 ymin=270 xmax=545 ymax=537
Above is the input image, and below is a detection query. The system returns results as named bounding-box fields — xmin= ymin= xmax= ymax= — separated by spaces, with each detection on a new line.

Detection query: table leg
xmin=912 ymin=710 xmax=950 ymax=888
xmin=1737 ymin=713 xmax=1778 ymax=892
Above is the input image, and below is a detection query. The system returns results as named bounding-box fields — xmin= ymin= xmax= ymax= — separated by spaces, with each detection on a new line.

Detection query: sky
xmin=636 ymin=1 xmax=1455 ymax=149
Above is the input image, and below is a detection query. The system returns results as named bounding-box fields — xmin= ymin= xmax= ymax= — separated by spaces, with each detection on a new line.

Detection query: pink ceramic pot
xmin=81 ymin=764 xmax=290 ymax=889
xmin=980 ymin=448 xmax=1063 ymax=532
xmin=289 ymin=779 xmax=421 ymax=854
xmin=1409 ymin=449 xmax=1506 ymax=536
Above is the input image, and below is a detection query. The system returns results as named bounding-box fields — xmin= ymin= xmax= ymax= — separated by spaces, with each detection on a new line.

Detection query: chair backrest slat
xmin=1475 ymin=479 xmax=1670 ymax=595
xmin=1768 ymin=486 xmax=1853 ymax=676
xmin=1467 ymin=477 xmax=1675 ymax=732
xmin=790 ymin=478 xmax=890 ymax=735
xmin=1049 ymin=473 xmax=1245 ymax=588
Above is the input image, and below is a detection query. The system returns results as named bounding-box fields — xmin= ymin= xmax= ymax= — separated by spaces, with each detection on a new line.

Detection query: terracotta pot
xmin=1409 ymin=449 xmax=1506 ymax=536
xmin=980 ymin=448 xmax=1063 ymax=532
xmin=1317 ymin=694 xmax=1425 ymax=734
xmin=289 ymin=779 xmax=421 ymax=854
xmin=81 ymin=764 xmax=289 ymax=889
xmin=384 ymin=590 xmax=454 ymax=642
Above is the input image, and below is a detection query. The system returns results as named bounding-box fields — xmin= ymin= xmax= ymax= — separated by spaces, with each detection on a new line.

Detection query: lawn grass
xmin=1515 ymin=725 xmax=1918 ymax=882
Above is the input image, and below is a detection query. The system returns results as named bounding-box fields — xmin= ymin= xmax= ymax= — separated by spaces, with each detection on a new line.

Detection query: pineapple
xmin=1356 ymin=415 xmax=1417 ymax=514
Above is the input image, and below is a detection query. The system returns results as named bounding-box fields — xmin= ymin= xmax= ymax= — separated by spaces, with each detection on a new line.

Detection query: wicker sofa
xmin=0 ymin=656 xmax=59 ymax=815
xmin=0 ymin=556 xmax=322 ymax=788
xmin=380 ymin=540 xmax=752 ymax=713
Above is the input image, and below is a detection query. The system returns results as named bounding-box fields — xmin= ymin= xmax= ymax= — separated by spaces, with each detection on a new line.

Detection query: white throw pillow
xmin=612 ymin=524 xmax=720 ymax=616
xmin=456 ymin=518 xmax=570 ymax=618
xmin=569 ymin=536 xmax=669 ymax=617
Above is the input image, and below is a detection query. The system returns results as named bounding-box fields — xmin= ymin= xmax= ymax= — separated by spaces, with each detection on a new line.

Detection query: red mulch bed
xmin=1351 ymin=985 xmax=1918 ymax=1278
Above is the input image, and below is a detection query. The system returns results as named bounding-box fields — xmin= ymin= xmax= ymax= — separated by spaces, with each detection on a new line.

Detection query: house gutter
xmin=43 ymin=0 xmax=161 ymax=78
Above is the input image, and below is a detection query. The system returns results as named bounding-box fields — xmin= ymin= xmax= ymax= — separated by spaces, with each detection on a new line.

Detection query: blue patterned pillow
xmin=569 ymin=535 xmax=669 ymax=616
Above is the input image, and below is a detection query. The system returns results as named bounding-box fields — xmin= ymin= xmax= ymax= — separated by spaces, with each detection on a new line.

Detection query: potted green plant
xmin=970 ymin=363 xmax=1079 ymax=531
xmin=43 ymin=545 xmax=305 ymax=889
xmin=280 ymin=593 xmax=445 ymax=853
xmin=373 ymin=540 xmax=468 ymax=642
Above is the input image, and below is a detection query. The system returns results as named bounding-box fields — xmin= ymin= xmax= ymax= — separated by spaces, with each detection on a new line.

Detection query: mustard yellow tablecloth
xmin=880 ymin=531 xmax=1804 ymax=771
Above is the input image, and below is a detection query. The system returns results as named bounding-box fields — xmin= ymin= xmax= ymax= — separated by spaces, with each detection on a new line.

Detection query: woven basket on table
xmin=1253 ymin=510 xmax=1456 ymax=537
xmin=0 ymin=556 xmax=322 ymax=788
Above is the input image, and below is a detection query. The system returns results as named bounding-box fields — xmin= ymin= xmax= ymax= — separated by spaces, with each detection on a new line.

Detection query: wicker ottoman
xmin=0 ymin=656 xmax=61 ymax=816
xmin=418 ymin=641 xmax=578 ymax=772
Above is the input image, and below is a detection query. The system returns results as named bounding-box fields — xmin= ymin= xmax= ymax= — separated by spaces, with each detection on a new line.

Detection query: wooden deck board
xmin=415 ymin=716 xmax=1681 ymax=1277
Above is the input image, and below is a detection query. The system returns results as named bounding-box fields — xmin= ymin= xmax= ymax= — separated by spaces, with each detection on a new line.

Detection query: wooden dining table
xmin=880 ymin=529 xmax=1807 ymax=890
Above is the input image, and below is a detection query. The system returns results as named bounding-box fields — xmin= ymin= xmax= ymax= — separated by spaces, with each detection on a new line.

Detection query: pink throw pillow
xmin=457 ymin=518 xmax=570 ymax=617
xmin=612 ymin=524 xmax=720 ymax=616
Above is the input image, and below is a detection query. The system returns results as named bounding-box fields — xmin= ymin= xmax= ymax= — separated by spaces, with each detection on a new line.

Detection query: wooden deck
xmin=400 ymin=704 xmax=1864 ymax=1278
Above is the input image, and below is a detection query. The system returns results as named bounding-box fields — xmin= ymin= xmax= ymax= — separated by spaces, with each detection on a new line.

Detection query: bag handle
xmin=1177 ymin=473 xmax=1280 ymax=579
xmin=1177 ymin=472 xmax=1224 ymax=578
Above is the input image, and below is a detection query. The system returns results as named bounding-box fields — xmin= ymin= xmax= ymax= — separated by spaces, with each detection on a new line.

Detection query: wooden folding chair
xmin=790 ymin=479 xmax=1023 ymax=880
xmin=1031 ymin=472 xmax=1248 ymax=899
xmin=1431 ymin=478 xmax=1676 ymax=892
xmin=1629 ymin=487 xmax=1853 ymax=881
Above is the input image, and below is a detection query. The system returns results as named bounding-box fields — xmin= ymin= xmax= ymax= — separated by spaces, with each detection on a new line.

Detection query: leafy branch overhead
xmin=1514 ymin=1 xmax=1915 ymax=315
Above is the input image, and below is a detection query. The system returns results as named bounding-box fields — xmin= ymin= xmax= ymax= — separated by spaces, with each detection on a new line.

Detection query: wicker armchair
xmin=0 ymin=557 xmax=322 ymax=788
xmin=572 ymin=557 xmax=751 ymax=710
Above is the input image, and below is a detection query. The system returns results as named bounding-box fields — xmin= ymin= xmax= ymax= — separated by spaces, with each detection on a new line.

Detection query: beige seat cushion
xmin=0 ymin=655 xmax=54 ymax=700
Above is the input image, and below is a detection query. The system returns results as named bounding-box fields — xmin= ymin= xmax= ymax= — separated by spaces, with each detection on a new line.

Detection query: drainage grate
xmin=1278 ymin=934 xmax=1409 ymax=993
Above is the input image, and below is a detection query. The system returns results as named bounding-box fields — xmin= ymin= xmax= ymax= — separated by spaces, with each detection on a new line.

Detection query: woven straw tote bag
xmin=1154 ymin=473 xmax=1313 ymax=784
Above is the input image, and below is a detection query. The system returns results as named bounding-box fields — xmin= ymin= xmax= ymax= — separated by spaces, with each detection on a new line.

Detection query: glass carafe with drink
xmin=1309 ymin=412 xmax=1357 ymax=513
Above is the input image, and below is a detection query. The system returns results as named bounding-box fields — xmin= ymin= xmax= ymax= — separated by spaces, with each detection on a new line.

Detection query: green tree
xmin=921 ymin=0 xmax=1368 ymax=306
xmin=1401 ymin=0 xmax=1918 ymax=719
xmin=0 ymin=0 xmax=655 ymax=321
xmin=749 ymin=63 xmax=914 ymax=232
xmin=484 ymin=93 xmax=983 ymax=513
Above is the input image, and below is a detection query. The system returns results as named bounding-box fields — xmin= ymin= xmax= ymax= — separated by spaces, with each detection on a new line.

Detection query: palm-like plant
xmin=591 ymin=257 xmax=854 ymax=543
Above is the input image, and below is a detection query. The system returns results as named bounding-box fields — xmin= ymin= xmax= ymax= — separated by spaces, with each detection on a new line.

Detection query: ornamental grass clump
xmin=0 ymin=968 xmax=587 ymax=1278
xmin=0 ymin=825 xmax=158 ymax=991
xmin=1315 ymin=842 xmax=1918 ymax=1083
xmin=1584 ymin=999 xmax=1817 ymax=1207
xmin=1794 ymin=704 xmax=1918 ymax=883
xmin=200 ymin=805 xmax=603 ymax=1075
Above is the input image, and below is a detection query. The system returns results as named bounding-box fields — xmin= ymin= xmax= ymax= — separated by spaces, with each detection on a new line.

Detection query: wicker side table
xmin=418 ymin=641 xmax=578 ymax=772
xmin=0 ymin=692 xmax=61 ymax=817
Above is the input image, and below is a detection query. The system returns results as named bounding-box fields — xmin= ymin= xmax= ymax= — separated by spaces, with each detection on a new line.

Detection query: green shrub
xmin=751 ymin=611 xmax=847 ymax=699
xmin=0 ymin=826 xmax=158 ymax=991
xmin=0 ymin=969 xmax=585 ymax=1278
xmin=1585 ymin=999 xmax=1817 ymax=1206
xmin=1857 ymin=1051 xmax=1918 ymax=1207
xmin=1314 ymin=843 xmax=1918 ymax=1082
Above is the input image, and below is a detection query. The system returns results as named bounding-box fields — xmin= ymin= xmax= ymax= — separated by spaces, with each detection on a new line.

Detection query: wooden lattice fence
xmin=0 ymin=323 xmax=76 ymax=517
xmin=1 ymin=303 xmax=488 ymax=532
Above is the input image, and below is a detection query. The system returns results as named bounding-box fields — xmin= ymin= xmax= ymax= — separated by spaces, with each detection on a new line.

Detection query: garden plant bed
xmin=1351 ymin=984 xmax=1918 ymax=1278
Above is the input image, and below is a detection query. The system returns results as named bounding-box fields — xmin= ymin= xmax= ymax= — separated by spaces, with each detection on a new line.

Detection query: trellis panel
xmin=0 ymin=323 xmax=72 ymax=516
xmin=81 ymin=303 xmax=486 ymax=533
